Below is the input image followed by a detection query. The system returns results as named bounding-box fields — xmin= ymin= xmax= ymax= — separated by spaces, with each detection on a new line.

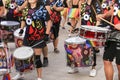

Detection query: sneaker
xmin=89 ymin=69 xmax=97 ymax=77
xmin=68 ymin=34 xmax=71 ymax=37
xmin=93 ymin=47 xmax=100 ymax=53
xmin=68 ymin=67 xmax=79 ymax=74
xmin=42 ymin=58 xmax=48 ymax=67
xmin=54 ymin=48 xmax=60 ymax=53
xmin=62 ymin=27 xmax=65 ymax=29
xmin=12 ymin=73 xmax=24 ymax=80
xmin=37 ymin=78 xmax=42 ymax=80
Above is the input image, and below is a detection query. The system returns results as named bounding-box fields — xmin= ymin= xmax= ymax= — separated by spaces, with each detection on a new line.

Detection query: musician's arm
xmin=0 ymin=0 xmax=5 ymax=17
xmin=114 ymin=23 xmax=120 ymax=30
xmin=15 ymin=0 xmax=28 ymax=13
xmin=19 ymin=20 xmax=26 ymax=36
xmin=45 ymin=19 xmax=52 ymax=35
xmin=52 ymin=5 xmax=64 ymax=11
xmin=20 ymin=21 xmax=26 ymax=30
xmin=18 ymin=0 xmax=28 ymax=11
xmin=67 ymin=0 xmax=72 ymax=8
xmin=96 ymin=8 xmax=113 ymax=21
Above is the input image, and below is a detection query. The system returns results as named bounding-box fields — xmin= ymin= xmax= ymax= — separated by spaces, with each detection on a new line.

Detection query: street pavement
xmin=0 ymin=26 xmax=118 ymax=80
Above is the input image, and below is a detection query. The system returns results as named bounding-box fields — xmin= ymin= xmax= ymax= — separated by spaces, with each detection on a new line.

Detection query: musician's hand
xmin=114 ymin=23 xmax=120 ymax=30
xmin=44 ymin=34 xmax=49 ymax=42
xmin=96 ymin=14 xmax=104 ymax=22
xmin=53 ymin=5 xmax=57 ymax=10
xmin=19 ymin=29 xmax=24 ymax=36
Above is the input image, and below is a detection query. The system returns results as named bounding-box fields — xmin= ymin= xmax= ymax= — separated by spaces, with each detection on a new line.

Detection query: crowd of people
xmin=0 ymin=0 xmax=120 ymax=80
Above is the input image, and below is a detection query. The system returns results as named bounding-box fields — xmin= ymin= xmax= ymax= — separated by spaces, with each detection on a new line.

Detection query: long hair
xmin=28 ymin=0 xmax=43 ymax=9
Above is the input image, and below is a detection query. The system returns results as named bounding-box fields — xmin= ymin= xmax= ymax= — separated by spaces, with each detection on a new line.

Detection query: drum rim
xmin=64 ymin=37 xmax=86 ymax=44
xmin=13 ymin=46 xmax=34 ymax=60
xmin=0 ymin=21 xmax=20 ymax=26
xmin=80 ymin=36 xmax=107 ymax=42
xmin=80 ymin=25 xmax=109 ymax=32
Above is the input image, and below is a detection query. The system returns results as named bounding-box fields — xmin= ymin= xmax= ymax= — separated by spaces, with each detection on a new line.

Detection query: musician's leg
xmin=116 ymin=45 xmax=120 ymax=80
xmin=12 ymin=72 xmax=24 ymax=80
xmin=103 ymin=41 xmax=115 ymax=80
xmin=89 ymin=47 xmax=99 ymax=77
xmin=34 ymin=48 xmax=43 ymax=79
xmin=42 ymin=45 xmax=49 ymax=67
xmin=104 ymin=60 xmax=114 ymax=80
xmin=117 ymin=65 xmax=120 ymax=80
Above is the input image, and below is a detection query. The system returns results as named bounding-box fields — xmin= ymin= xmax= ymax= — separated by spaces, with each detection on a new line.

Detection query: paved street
xmin=0 ymin=26 xmax=118 ymax=80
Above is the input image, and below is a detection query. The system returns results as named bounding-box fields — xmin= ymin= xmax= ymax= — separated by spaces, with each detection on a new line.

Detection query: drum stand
xmin=0 ymin=26 xmax=11 ymax=80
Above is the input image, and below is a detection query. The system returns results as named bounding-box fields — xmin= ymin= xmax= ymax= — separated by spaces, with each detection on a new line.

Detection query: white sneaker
xmin=68 ymin=34 xmax=71 ymax=37
xmin=67 ymin=67 xmax=79 ymax=74
xmin=89 ymin=69 xmax=97 ymax=77
xmin=12 ymin=73 xmax=24 ymax=80
xmin=37 ymin=78 xmax=42 ymax=80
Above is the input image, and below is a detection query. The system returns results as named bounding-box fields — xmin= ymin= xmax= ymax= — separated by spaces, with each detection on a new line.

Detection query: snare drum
xmin=0 ymin=21 xmax=20 ymax=42
xmin=64 ymin=37 xmax=93 ymax=67
xmin=79 ymin=25 xmax=109 ymax=42
xmin=0 ymin=21 xmax=20 ymax=32
xmin=13 ymin=46 xmax=34 ymax=72
xmin=14 ymin=28 xmax=26 ymax=47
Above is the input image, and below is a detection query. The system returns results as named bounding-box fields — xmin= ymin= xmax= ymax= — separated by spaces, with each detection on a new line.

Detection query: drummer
xmin=12 ymin=0 xmax=52 ymax=80
xmin=80 ymin=0 xmax=102 ymax=77
xmin=13 ymin=0 xmax=51 ymax=66
xmin=2 ymin=0 xmax=24 ymax=21
xmin=60 ymin=0 xmax=69 ymax=29
xmin=96 ymin=0 xmax=120 ymax=80
xmin=67 ymin=0 xmax=80 ymax=37
xmin=67 ymin=0 xmax=102 ymax=77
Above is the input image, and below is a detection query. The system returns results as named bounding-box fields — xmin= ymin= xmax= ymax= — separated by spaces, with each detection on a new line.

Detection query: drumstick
xmin=91 ymin=5 xmax=115 ymax=27
xmin=99 ymin=17 xmax=115 ymax=26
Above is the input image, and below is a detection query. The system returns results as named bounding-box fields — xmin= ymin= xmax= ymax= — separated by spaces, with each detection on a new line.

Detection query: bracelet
xmin=16 ymin=6 xmax=20 ymax=12
xmin=50 ymin=6 xmax=54 ymax=11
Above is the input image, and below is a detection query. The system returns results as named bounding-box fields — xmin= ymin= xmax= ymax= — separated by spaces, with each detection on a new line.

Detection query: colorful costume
xmin=21 ymin=5 xmax=50 ymax=48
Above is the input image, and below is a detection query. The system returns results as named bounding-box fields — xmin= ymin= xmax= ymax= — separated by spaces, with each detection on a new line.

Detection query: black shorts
xmin=103 ymin=41 xmax=120 ymax=64
xmin=51 ymin=22 xmax=60 ymax=39
xmin=23 ymin=39 xmax=46 ymax=48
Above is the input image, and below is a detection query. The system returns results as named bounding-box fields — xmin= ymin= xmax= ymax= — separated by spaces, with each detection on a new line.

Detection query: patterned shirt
xmin=22 ymin=5 xmax=50 ymax=40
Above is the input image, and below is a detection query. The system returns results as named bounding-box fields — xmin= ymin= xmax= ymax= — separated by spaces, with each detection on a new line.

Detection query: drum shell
xmin=14 ymin=28 xmax=26 ymax=47
xmin=14 ymin=56 xmax=34 ymax=72
xmin=13 ymin=46 xmax=34 ymax=72
xmin=64 ymin=37 xmax=94 ymax=67
xmin=0 ymin=43 xmax=12 ymax=75
xmin=0 ymin=21 xmax=20 ymax=42
xmin=79 ymin=25 xmax=110 ymax=47
xmin=0 ymin=47 xmax=7 ymax=73
xmin=0 ymin=21 xmax=20 ymax=32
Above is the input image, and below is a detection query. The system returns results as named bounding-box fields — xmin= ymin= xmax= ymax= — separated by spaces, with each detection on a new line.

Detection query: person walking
xmin=12 ymin=0 xmax=52 ymax=80
xmin=96 ymin=0 xmax=120 ymax=80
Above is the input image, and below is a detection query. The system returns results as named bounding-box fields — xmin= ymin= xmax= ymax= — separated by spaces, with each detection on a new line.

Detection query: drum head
xmin=65 ymin=37 xmax=86 ymax=44
xmin=0 ymin=21 xmax=20 ymax=26
xmin=81 ymin=25 xmax=109 ymax=32
xmin=14 ymin=27 xmax=26 ymax=39
xmin=13 ymin=46 xmax=34 ymax=60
